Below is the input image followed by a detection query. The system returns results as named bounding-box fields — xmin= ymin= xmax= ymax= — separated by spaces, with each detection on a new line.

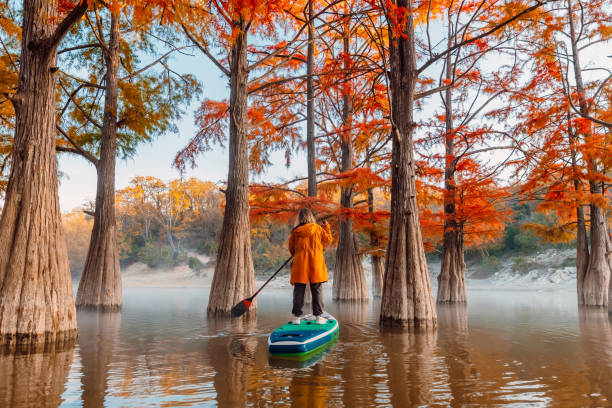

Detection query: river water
xmin=0 ymin=287 xmax=610 ymax=407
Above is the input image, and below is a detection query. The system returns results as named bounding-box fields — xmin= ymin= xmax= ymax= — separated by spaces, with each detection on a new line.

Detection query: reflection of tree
xmin=289 ymin=363 xmax=330 ymax=408
xmin=77 ymin=311 xmax=121 ymax=408
xmin=382 ymin=327 xmax=438 ymax=406
xmin=334 ymin=300 xmax=369 ymax=324
xmin=0 ymin=346 xmax=74 ymax=407
xmin=437 ymin=304 xmax=476 ymax=407
xmin=207 ymin=315 xmax=258 ymax=407
xmin=579 ymin=308 xmax=612 ymax=406
xmin=334 ymin=301 xmax=378 ymax=406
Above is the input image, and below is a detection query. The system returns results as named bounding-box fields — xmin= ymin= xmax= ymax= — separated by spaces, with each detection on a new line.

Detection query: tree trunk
xmin=333 ymin=32 xmax=368 ymax=301
xmin=567 ymin=0 xmax=590 ymax=305
xmin=582 ymin=196 xmax=610 ymax=306
xmin=334 ymin=206 xmax=369 ymax=300
xmin=574 ymin=173 xmax=589 ymax=305
xmin=371 ymin=254 xmax=384 ymax=298
xmin=306 ymin=0 xmax=317 ymax=198
xmin=303 ymin=0 xmax=317 ymax=305
xmin=567 ymin=0 xmax=610 ymax=306
xmin=380 ymin=0 xmax=436 ymax=328
xmin=76 ymin=12 xmax=122 ymax=310
xmin=437 ymin=48 xmax=467 ymax=303
xmin=367 ymin=183 xmax=384 ymax=298
xmin=207 ymin=19 xmax=255 ymax=314
xmin=167 ymin=227 xmax=177 ymax=255
xmin=606 ymin=226 xmax=612 ymax=310
xmin=0 ymin=0 xmax=82 ymax=349
xmin=438 ymin=225 xmax=466 ymax=303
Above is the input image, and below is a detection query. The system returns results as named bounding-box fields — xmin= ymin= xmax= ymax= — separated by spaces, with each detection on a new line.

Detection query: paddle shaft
xmin=249 ymin=255 xmax=293 ymax=300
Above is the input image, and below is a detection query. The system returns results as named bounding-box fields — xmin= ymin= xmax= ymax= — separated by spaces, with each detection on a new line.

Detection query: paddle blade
xmin=231 ymin=299 xmax=252 ymax=318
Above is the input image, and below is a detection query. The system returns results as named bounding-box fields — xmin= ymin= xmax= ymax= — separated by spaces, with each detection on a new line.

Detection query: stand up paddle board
xmin=268 ymin=312 xmax=339 ymax=357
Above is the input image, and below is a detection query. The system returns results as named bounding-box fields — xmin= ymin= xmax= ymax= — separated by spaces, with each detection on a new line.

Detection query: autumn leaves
xmin=0 ymin=0 xmax=610 ymax=348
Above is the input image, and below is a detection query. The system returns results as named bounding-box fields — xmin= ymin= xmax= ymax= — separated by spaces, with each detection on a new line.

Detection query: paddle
xmin=231 ymin=256 xmax=294 ymax=317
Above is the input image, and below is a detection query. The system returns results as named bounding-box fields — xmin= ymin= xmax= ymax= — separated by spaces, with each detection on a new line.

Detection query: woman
xmin=288 ymin=208 xmax=333 ymax=324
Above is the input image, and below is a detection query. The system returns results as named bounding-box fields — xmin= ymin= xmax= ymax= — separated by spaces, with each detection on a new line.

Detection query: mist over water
xmin=1 ymin=287 xmax=610 ymax=407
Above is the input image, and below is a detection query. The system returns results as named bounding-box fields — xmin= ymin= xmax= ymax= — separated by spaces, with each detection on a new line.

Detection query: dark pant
xmin=292 ymin=283 xmax=324 ymax=317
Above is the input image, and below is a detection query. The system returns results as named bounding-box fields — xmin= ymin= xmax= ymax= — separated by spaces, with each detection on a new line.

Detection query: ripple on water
xmin=0 ymin=288 xmax=610 ymax=407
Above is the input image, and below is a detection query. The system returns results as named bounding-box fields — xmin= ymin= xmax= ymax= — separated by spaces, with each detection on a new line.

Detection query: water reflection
xmin=207 ymin=315 xmax=258 ymax=408
xmin=334 ymin=301 xmax=379 ymax=407
xmin=77 ymin=311 xmax=121 ymax=407
xmin=1 ymin=288 xmax=612 ymax=407
xmin=437 ymin=304 xmax=476 ymax=407
xmin=578 ymin=308 xmax=612 ymax=406
xmin=382 ymin=326 xmax=439 ymax=406
xmin=0 ymin=345 xmax=74 ymax=408
xmin=288 ymin=361 xmax=331 ymax=408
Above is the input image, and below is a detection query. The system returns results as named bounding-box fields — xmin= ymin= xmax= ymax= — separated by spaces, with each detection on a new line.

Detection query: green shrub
xmin=188 ymin=256 xmax=205 ymax=272
xmin=135 ymin=242 xmax=183 ymax=268
xmin=481 ymin=255 xmax=501 ymax=275
xmin=511 ymin=256 xmax=539 ymax=274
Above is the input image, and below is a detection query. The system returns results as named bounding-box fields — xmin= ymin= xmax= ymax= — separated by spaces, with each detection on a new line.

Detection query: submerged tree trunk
xmin=77 ymin=12 xmax=122 ymax=310
xmin=380 ymin=1 xmax=436 ymax=327
xmin=371 ymin=255 xmax=384 ymax=298
xmin=333 ymin=33 xmax=368 ymax=301
xmin=437 ymin=49 xmax=466 ymax=303
xmin=367 ymin=183 xmax=384 ymax=298
xmin=582 ymin=195 xmax=610 ymax=306
xmin=438 ymin=225 xmax=466 ymax=303
xmin=0 ymin=0 xmax=86 ymax=349
xmin=571 ymin=119 xmax=589 ymax=302
xmin=207 ymin=19 xmax=255 ymax=314
xmin=567 ymin=0 xmax=610 ymax=306
xmin=574 ymin=172 xmax=589 ymax=304
xmin=606 ymin=229 xmax=612 ymax=309
xmin=334 ymin=205 xmax=369 ymax=300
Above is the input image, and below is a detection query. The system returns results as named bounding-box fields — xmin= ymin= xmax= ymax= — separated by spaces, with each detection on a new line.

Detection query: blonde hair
xmin=297 ymin=208 xmax=316 ymax=226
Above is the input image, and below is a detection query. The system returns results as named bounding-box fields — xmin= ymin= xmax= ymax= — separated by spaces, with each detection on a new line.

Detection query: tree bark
xmin=437 ymin=47 xmax=467 ymax=303
xmin=207 ymin=19 xmax=255 ymax=314
xmin=306 ymin=0 xmax=317 ymax=198
xmin=567 ymin=0 xmax=611 ymax=306
xmin=367 ymin=184 xmax=384 ymax=298
xmin=606 ymin=227 xmax=612 ymax=310
xmin=333 ymin=32 xmax=368 ymax=301
xmin=371 ymin=255 xmax=384 ymax=298
xmin=574 ymin=165 xmax=589 ymax=305
xmin=582 ymin=196 xmax=610 ymax=306
xmin=380 ymin=0 xmax=436 ymax=328
xmin=76 ymin=11 xmax=122 ymax=310
xmin=0 ymin=0 xmax=83 ymax=349
xmin=437 ymin=225 xmax=466 ymax=303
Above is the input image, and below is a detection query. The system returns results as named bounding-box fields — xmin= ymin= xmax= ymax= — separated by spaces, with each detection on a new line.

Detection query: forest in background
xmin=62 ymin=174 xmax=574 ymax=280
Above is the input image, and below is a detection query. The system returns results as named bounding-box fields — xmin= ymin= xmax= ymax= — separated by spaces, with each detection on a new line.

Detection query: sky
xmin=57 ymin=51 xmax=308 ymax=212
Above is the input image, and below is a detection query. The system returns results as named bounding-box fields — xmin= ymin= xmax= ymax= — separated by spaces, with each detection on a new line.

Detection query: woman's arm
xmin=288 ymin=231 xmax=296 ymax=255
xmin=319 ymin=222 xmax=333 ymax=248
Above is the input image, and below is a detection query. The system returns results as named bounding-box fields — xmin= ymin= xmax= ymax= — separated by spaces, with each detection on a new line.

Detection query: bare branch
xmin=47 ymin=0 xmax=90 ymax=50
xmin=181 ymin=24 xmax=230 ymax=77
xmin=56 ymin=124 xmax=99 ymax=165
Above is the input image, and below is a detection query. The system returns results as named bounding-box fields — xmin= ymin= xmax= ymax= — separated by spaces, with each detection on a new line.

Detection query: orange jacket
xmin=288 ymin=223 xmax=333 ymax=284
